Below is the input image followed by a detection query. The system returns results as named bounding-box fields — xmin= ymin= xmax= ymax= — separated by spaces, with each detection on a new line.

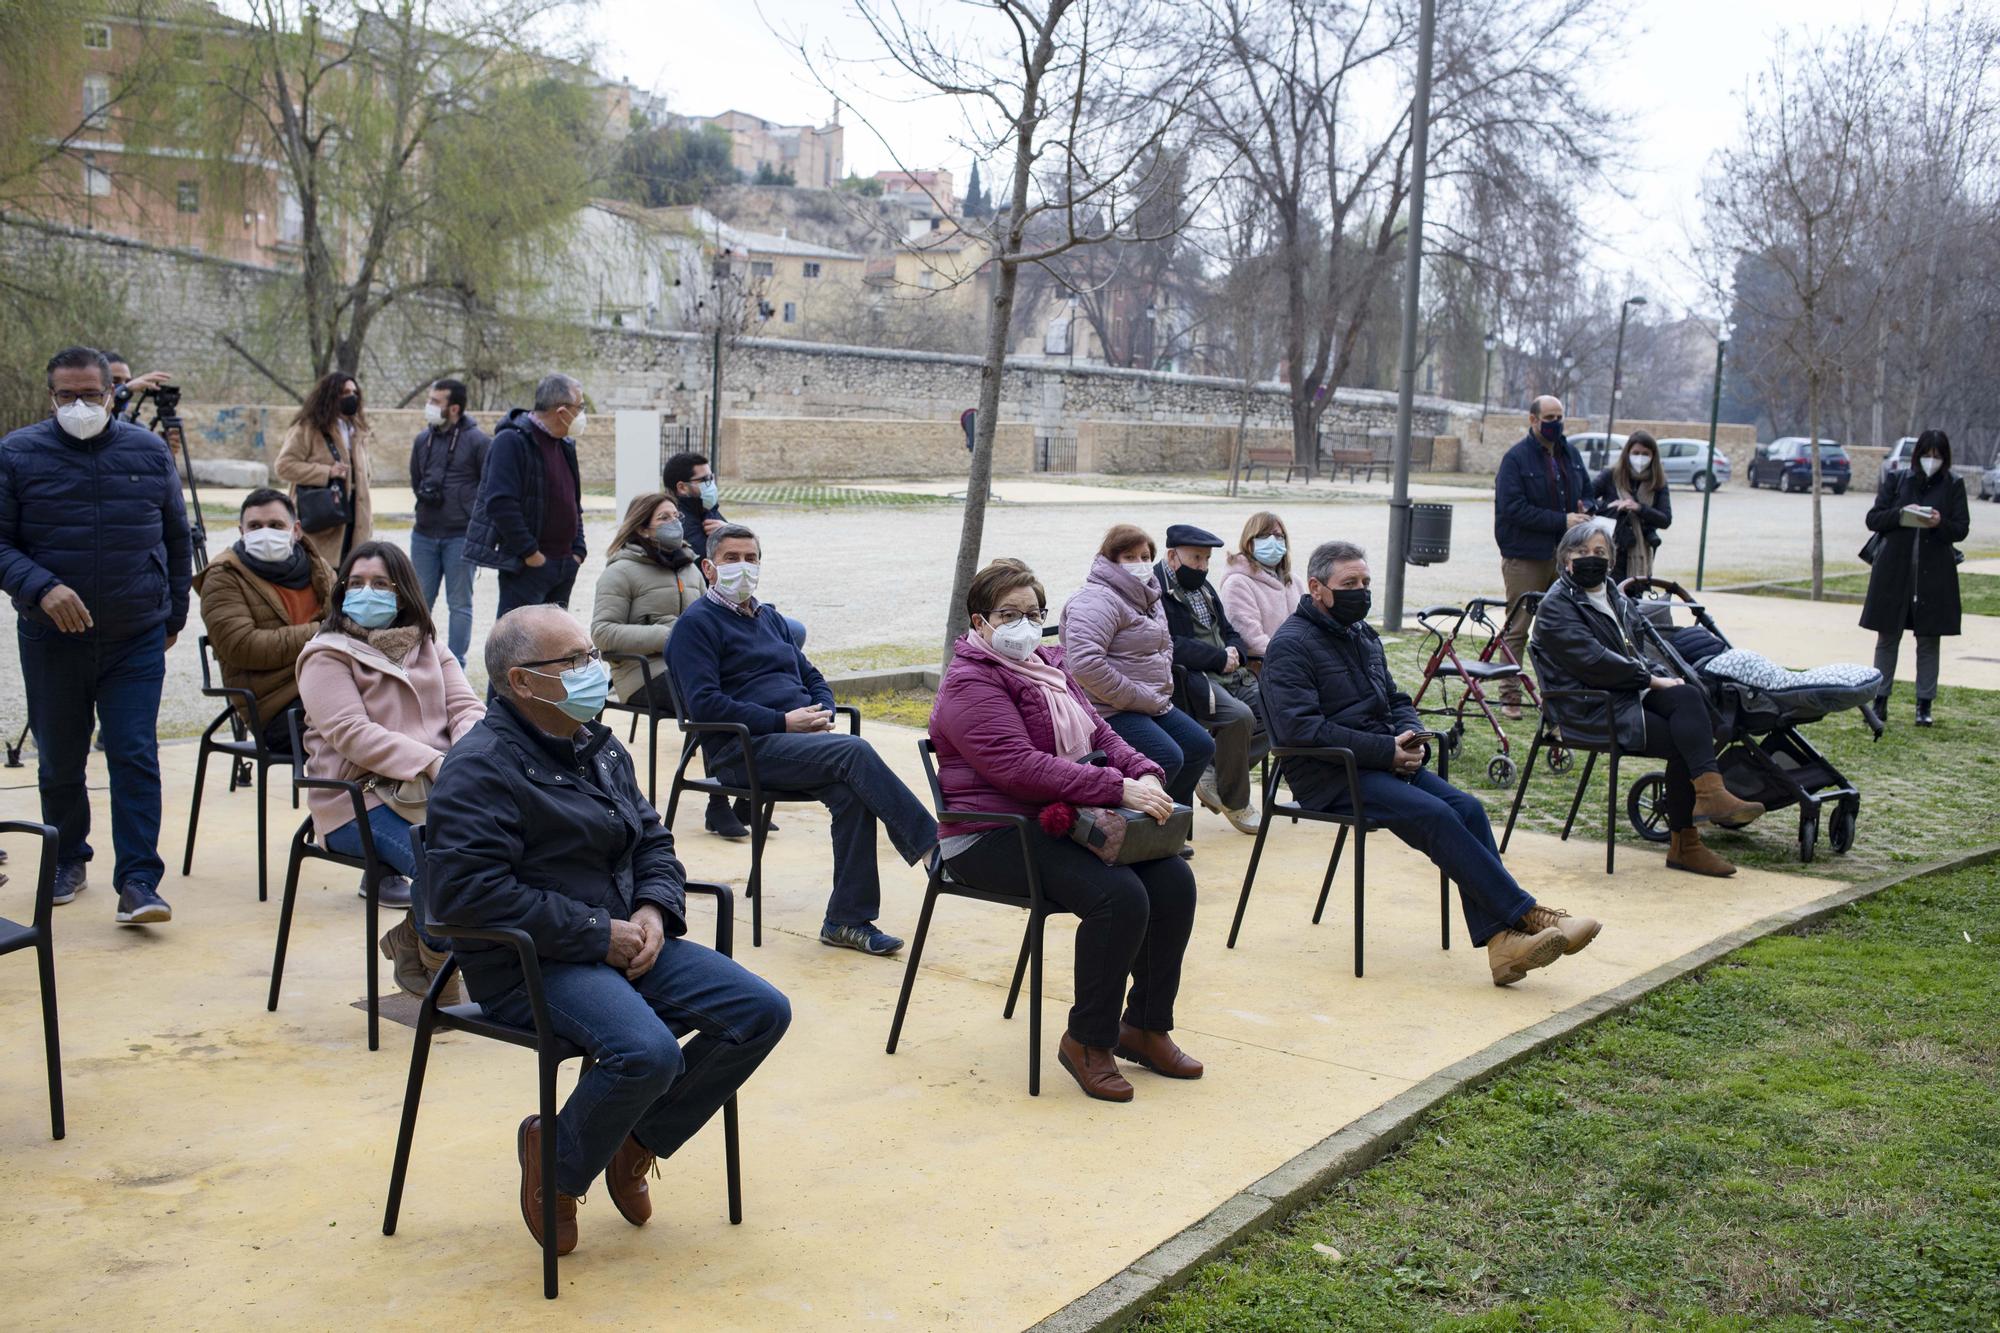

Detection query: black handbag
xmin=1858 ymin=532 xmax=1881 ymax=565
xmin=1068 ymin=804 xmax=1194 ymax=865
xmin=296 ymin=433 xmax=350 ymax=535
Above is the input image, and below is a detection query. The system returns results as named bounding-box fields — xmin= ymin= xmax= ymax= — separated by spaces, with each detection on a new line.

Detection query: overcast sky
xmin=594 ymin=0 xmax=1907 ymax=319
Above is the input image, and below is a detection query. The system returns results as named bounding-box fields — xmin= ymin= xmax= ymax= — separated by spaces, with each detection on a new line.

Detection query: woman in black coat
xmin=1861 ymin=430 xmax=1970 ymax=726
xmin=1591 ymin=431 xmax=1673 ymax=583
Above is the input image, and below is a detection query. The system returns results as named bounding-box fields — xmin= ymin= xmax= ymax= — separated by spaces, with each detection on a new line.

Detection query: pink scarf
xmin=959 ymin=632 xmax=1096 ymax=760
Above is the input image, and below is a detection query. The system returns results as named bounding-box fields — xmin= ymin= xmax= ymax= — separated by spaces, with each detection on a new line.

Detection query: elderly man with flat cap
xmin=1156 ymin=522 xmax=1267 ymax=835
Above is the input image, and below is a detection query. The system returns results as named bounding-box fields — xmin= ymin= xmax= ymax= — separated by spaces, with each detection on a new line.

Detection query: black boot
xmin=1873 ymin=696 xmax=1890 ymax=728
xmin=1915 ymin=698 xmax=1934 ymax=727
xmin=704 ymin=794 xmax=749 ymax=841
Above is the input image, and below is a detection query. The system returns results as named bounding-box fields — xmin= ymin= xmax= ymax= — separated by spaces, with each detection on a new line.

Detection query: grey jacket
xmin=1058 ymin=554 xmax=1174 ymax=717
xmin=591 ymin=541 xmax=708 ymax=700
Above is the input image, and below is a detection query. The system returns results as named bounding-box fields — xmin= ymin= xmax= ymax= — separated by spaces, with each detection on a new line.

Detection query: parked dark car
xmin=1749 ymin=438 xmax=1851 ymax=494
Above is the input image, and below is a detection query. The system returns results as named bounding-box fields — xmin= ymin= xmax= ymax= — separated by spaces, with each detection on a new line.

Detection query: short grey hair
xmin=706 ymin=522 xmax=759 ymax=556
xmin=484 ymin=605 xmax=571 ymax=699
xmin=533 ymin=373 xmax=582 ymax=412
xmin=1306 ymin=540 xmax=1367 ymax=585
xmin=1556 ymin=517 xmax=1616 ymax=562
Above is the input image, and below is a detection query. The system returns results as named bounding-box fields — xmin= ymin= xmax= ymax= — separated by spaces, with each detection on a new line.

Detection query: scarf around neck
xmin=960 ymin=632 xmax=1095 ymax=760
xmin=235 ymin=539 xmax=315 ymax=590
xmin=358 ymin=625 xmax=424 ymax=666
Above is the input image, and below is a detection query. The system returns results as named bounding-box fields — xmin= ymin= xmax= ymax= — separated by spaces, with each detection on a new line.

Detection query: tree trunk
xmin=939 ymin=256 xmax=1020 ymax=669
xmin=1227 ymin=360 xmax=1254 ymax=499
xmin=1807 ymin=363 xmax=1825 ymax=599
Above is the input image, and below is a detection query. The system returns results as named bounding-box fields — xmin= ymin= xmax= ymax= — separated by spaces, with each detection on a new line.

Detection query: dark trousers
xmin=712 ymin=732 xmax=938 ymax=928
xmin=1636 ymin=683 xmax=1718 ymax=832
xmin=17 ymin=621 xmax=167 ymax=887
xmin=1317 ymin=767 xmax=1533 ymax=948
xmin=1104 ymin=706 xmax=1215 ymax=806
xmin=479 ymin=942 xmax=791 ymax=1198
xmin=496 ymin=556 xmax=579 ymax=619
xmin=945 ymin=831 xmax=1196 ymax=1048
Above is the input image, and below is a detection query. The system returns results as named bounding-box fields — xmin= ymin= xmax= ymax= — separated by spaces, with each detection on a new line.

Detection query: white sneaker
xmin=1225 ymin=805 xmax=1261 ymax=836
xmin=1195 ymin=776 xmax=1225 ymax=814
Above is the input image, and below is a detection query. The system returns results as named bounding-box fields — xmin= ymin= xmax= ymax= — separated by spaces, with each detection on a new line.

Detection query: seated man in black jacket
xmin=1260 ymin=540 xmax=1601 ymax=988
xmin=427 ymin=605 xmax=790 ymax=1258
xmin=1156 ymin=523 xmax=1267 ymax=835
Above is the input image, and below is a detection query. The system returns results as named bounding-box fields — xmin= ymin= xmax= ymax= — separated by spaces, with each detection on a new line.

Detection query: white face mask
xmin=1628 ymin=452 xmax=1652 ymax=470
xmin=55 ymin=399 xmax=110 ymax=440
xmin=242 ymin=526 xmax=295 ymax=562
xmin=1920 ymin=456 xmax=1943 ymax=476
xmin=711 ymin=559 xmax=760 ymax=603
xmin=568 ymin=409 xmax=588 ymax=436
xmin=985 ymin=617 xmax=1043 ymax=662
xmin=1120 ymin=560 xmax=1154 ymax=584
xmin=423 ymin=402 xmax=445 ymax=426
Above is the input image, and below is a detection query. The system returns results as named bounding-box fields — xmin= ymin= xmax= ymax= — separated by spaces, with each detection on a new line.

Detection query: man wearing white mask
xmin=0 ymin=346 xmax=192 ymax=925
xmin=465 ymin=372 xmax=588 ymax=620
xmin=194 ymin=489 xmax=336 ymax=754
xmin=408 ymin=377 xmax=490 ymax=666
xmin=665 ymin=525 xmax=936 ymax=956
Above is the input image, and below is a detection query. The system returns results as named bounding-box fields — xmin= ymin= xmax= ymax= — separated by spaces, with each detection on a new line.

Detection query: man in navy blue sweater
xmin=1491 ymin=395 xmax=1592 ymax=716
xmin=665 ymin=525 xmax=935 ymax=956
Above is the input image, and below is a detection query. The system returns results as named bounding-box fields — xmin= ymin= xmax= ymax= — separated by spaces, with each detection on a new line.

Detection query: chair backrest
xmin=0 ymin=820 xmax=59 ymax=935
xmin=196 ymin=634 xmax=220 ymax=691
xmin=288 ymin=708 xmax=312 ymax=789
xmin=914 ymin=737 xmax=945 ymax=813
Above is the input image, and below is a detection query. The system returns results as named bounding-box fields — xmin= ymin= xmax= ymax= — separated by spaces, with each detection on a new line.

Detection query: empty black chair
xmin=384 ymin=824 xmax=742 ymax=1300
xmin=886 ymin=738 xmax=1055 ymax=1095
xmin=2 ymin=821 xmax=63 ymax=1139
xmin=599 ymin=651 xmax=670 ymax=807
xmin=1225 ymin=732 xmax=1453 ymax=978
xmin=660 ymin=671 xmax=861 ymax=947
xmin=267 ymin=709 xmax=397 ymax=1050
xmin=182 ymin=635 xmax=299 ymax=902
xmin=1501 ymin=683 xmax=1623 ymax=874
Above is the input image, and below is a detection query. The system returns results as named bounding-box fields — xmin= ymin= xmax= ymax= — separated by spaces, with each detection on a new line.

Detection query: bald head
xmin=486 ymin=605 xmax=589 ymax=702
xmin=1530 ymin=395 xmax=1564 ymax=421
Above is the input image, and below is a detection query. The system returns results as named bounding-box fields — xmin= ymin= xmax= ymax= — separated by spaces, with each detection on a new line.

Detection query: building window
xmin=802 ymin=261 xmax=820 ymax=279
xmin=782 ymin=301 xmax=797 ymax=323
xmin=918 ymin=270 xmax=937 ymax=290
xmin=174 ymin=31 xmax=203 ymax=61
xmin=82 ymin=22 xmax=110 ymax=49
xmin=750 ymin=260 xmax=773 ymax=278
xmin=82 ymin=155 xmax=110 ymax=197
xmin=278 ymin=182 xmax=304 ymax=243
xmin=82 ymin=74 xmax=112 ymax=129
xmin=176 ymin=180 xmax=199 ymax=213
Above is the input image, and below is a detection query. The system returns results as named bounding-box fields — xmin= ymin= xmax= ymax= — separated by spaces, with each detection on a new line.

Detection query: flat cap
xmin=1164 ymin=523 xmax=1223 ymax=549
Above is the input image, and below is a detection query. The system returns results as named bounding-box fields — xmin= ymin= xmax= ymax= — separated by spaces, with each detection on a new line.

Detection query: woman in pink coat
xmin=297 ymin=540 xmax=484 ymax=997
xmin=930 ymin=559 xmax=1202 ymax=1104
xmin=1217 ymin=511 xmax=1307 ymax=663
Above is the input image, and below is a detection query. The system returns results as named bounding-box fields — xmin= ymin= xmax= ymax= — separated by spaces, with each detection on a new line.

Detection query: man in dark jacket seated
xmin=1156 ymin=522 xmax=1266 ymax=835
xmin=665 ymin=524 xmax=937 ymax=957
xmin=427 ymin=605 xmax=791 ymax=1257
xmin=1260 ymin=540 xmax=1602 ymax=988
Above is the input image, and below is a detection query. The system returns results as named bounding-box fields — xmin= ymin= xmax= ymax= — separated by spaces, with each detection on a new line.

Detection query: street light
xmin=1696 ymin=329 xmax=1729 ymax=590
xmin=1558 ymin=350 xmax=1575 ymax=401
xmin=1479 ymin=329 xmax=1498 ymax=432
xmin=1604 ymin=295 xmax=1648 ymax=444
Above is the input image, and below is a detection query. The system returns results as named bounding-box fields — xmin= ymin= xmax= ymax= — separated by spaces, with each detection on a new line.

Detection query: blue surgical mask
xmin=1252 ymin=536 xmax=1286 ymax=567
xmin=698 ymin=478 xmax=719 ymax=510
xmin=547 ymin=658 xmax=612 ymax=721
xmin=342 ymin=586 xmax=398 ymax=629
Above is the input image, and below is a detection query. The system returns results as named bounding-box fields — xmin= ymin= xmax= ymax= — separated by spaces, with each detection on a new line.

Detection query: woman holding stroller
xmin=1861 ymin=430 xmax=1969 ymax=727
xmin=1531 ymin=520 xmax=1765 ymax=877
xmin=1591 ymin=431 xmax=1672 ymax=583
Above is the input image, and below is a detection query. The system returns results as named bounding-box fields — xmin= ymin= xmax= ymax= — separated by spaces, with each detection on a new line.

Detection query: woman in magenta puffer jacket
xmin=930 ymin=558 xmax=1203 ymax=1105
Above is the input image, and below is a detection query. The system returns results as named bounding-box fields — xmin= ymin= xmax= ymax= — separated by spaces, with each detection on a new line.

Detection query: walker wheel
xmin=1487 ymin=755 xmax=1517 ymax=788
xmin=1549 ymin=747 xmax=1575 ymax=775
xmin=1444 ymin=726 xmax=1464 ymax=759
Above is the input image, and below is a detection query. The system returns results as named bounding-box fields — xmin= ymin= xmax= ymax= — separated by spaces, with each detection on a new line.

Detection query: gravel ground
xmin=0 ymin=480 xmax=1988 ymax=743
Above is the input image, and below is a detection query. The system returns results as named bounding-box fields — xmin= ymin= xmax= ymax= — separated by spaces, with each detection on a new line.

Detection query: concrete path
xmin=0 ymin=717 xmax=1851 ymax=1328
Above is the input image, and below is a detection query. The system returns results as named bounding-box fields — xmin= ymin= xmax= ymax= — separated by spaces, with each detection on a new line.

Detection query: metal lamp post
xmin=1558 ymin=351 xmax=1575 ymax=402
xmin=1604 ymin=295 xmax=1647 ymax=443
xmin=1381 ymin=0 xmax=1437 ymax=633
xmin=1696 ymin=333 xmax=1728 ymax=590
xmin=1479 ymin=329 xmax=1498 ymax=431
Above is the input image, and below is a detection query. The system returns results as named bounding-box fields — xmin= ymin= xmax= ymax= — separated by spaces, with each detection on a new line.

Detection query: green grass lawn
xmin=1744 ymin=571 xmax=2000 ymax=618
xmin=1140 ymin=859 xmax=2000 ymax=1332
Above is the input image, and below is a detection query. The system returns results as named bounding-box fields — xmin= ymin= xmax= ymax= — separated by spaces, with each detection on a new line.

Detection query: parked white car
xmin=1568 ymin=431 xmax=1629 ymax=472
xmin=1652 ymin=437 xmax=1731 ymax=491
xmin=1883 ymin=436 xmax=1918 ymax=480
xmin=1982 ymin=459 xmax=2000 ymax=501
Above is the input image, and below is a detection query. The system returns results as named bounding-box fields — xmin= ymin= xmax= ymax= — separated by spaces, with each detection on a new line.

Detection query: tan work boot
xmin=1692 ymin=772 xmax=1764 ymax=828
xmin=1487 ymin=925 xmax=1566 ymax=987
xmin=517 ymin=1116 xmax=580 ymax=1255
xmin=1520 ymin=905 xmax=1601 ymax=956
xmin=606 ymin=1134 xmax=657 ymax=1226
xmin=1667 ymin=827 xmax=1737 ymax=877
xmin=379 ymin=917 xmax=461 ymax=1005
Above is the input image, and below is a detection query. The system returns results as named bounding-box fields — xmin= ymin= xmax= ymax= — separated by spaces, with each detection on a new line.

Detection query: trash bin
xmin=1407 ymin=502 xmax=1452 ymax=566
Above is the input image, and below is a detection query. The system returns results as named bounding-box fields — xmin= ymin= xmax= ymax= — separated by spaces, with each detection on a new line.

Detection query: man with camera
xmin=0 ymin=346 xmax=192 ymax=925
xmin=409 ymin=378 xmax=490 ymax=667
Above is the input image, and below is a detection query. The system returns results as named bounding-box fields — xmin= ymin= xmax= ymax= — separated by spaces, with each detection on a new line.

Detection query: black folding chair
xmin=267 ymin=709 xmax=397 ymax=1050
xmin=1225 ymin=731 xmax=1453 ymax=978
xmin=600 ymin=652 xmax=669 ymax=807
xmin=384 ymin=825 xmax=741 ymax=1301
xmin=886 ymin=739 xmax=1055 ymax=1095
xmin=661 ymin=673 xmax=861 ymax=947
xmin=1501 ymin=686 xmax=1623 ymax=874
xmin=2 ymin=821 xmax=63 ymax=1139
xmin=183 ymin=635 xmax=299 ymax=902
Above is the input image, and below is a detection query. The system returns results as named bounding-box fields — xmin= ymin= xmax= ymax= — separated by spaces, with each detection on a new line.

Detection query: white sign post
xmin=613 ymin=410 xmax=662 ymax=522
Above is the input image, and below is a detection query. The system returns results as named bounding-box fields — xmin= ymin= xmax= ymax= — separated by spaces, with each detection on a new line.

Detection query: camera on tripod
xmin=114 ymin=381 xmax=181 ymax=421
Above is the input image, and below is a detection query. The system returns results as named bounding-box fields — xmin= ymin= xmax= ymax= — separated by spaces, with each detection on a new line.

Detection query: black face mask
xmin=1538 ymin=419 xmax=1565 ymax=445
xmin=1327 ymin=587 xmax=1372 ymax=625
xmin=1174 ymin=563 xmax=1208 ymax=592
xmin=338 ymin=394 xmax=360 ymax=417
xmin=1569 ymin=555 xmax=1610 ymax=590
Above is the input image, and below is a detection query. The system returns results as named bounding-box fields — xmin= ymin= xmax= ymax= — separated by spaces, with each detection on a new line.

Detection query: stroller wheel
xmin=1828 ymin=801 xmax=1857 ymax=854
xmin=1798 ymin=810 xmax=1820 ymax=863
xmin=1549 ymin=747 xmax=1575 ymax=775
xmin=1487 ymin=754 xmax=1517 ymax=788
xmin=1627 ymin=772 xmax=1672 ymax=843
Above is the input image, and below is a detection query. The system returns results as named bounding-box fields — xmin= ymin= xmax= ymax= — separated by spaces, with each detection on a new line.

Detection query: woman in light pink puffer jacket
xmin=1217 ymin=511 xmax=1308 ymax=661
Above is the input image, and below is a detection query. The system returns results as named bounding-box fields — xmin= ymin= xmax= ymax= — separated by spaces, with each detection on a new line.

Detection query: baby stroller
xmin=1620 ymin=579 xmax=1883 ymax=863
xmin=1412 ymin=596 xmax=1571 ymax=787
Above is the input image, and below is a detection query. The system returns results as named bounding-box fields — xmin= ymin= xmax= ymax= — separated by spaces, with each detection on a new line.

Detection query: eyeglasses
xmin=51 ymin=390 xmax=109 ymax=407
xmin=987 ymin=608 xmax=1047 ymax=627
xmin=519 ymin=647 xmax=602 ymax=674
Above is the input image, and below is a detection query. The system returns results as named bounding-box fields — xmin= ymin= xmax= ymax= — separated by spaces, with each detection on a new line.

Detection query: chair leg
xmin=1605 ymin=752 xmax=1620 ymax=875
xmin=626 ymin=712 xmax=638 ymax=743
xmin=255 ymin=759 xmax=270 ymax=903
xmin=1439 ymin=871 xmax=1451 ymax=950
xmin=1560 ymin=750 xmax=1599 ymax=842
xmin=538 ymin=1052 xmax=560 ymax=1300
xmin=747 ymin=807 xmax=768 ymax=948
xmin=1225 ymin=807 xmax=1275 ymax=949
xmin=1311 ymin=825 xmax=1349 ymax=925
xmin=382 ymin=1001 xmax=438 ymax=1235
xmin=1352 ymin=828 xmax=1366 ymax=979
xmin=181 ymin=742 xmax=210 ymax=876
xmin=267 ymin=825 xmax=309 ymax=1011
xmin=1028 ymin=911 xmax=1046 ymax=1097
xmin=1501 ymin=732 xmax=1545 ymax=852
xmin=886 ymin=879 xmax=941 ymax=1053
xmin=644 ymin=718 xmax=660 ymax=810
xmin=365 ymin=870 xmax=380 ymax=1052
xmin=723 ymin=1094 xmax=742 ymax=1225
xmin=37 ymin=935 xmax=63 ymax=1141
xmin=1003 ymin=916 xmax=1032 ymax=1020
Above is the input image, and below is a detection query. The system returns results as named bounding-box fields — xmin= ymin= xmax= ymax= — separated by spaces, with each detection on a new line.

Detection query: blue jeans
xmin=324 ymin=804 xmax=439 ymax=949
xmin=17 ymin=621 xmax=167 ymax=888
xmin=1318 ymin=767 xmax=1534 ymax=947
xmin=711 ymin=731 xmax=938 ymax=928
xmin=410 ymin=531 xmax=475 ymax=666
xmin=480 ymin=943 xmax=791 ymax=1197
xmin=1104 ymin=707 xmax=1216 ymax=806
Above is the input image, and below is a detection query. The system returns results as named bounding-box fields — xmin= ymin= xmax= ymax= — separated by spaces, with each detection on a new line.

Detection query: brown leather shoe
xmin=1519 ymin=905 xmax=1601 ymax=956
xmin=1057 ymin=1031 xmax=1134 ymax=1102
xmin=606 ymin=1133 xmax=656 ymax=1227
xmin=1692 ymin=772 xmax=1764 ymax=828
xmin=1487 ymin=925 xmax=1566 ymax=986
xmin=1667 ymin=827 xmax=1737 ymax=877
xmin=1114 ymin=1023 xmax=1204 ymax=1079
xmin=517 ymin=1116 xmax=579 ymax=1255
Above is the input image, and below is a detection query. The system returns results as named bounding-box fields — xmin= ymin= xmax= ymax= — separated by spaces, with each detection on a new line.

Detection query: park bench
xmin=1237 ymin=445 xmax=1303 ymax=484
xmin=1324 ymin=447 xmax=1383 ymax=482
